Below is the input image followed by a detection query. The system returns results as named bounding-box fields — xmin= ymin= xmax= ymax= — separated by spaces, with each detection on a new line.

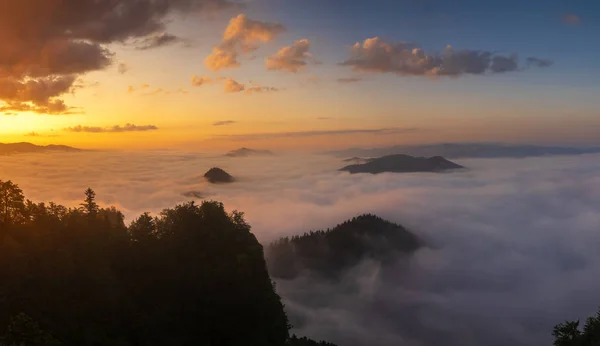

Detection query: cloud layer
xmin=134 ymin=33 xmax=182 ymax=50
xmin=205 ymin=14 xmax=286 ymax=71
xmin=245 ymin=86 xmax=280 ymax=94
xmin=340 ymin=37 xmax=552 ymax=77
xmin=1 ymin=151 xmax=600 ymax=346
xmin=337 ymin=77 xmax=363 ymax=84
xmin=0 ymin=76 xmax=77 ymax=114
xmin=65 ymin=124 xmax=158 ymax=133
xmin=266 ymin=39 xmax=313 ymax=73
xmin=224 ymin=78 xmax=246 ymax=93
xmin=219 ymin=78 xmax=279 ymax=95
xmin=191 ymin=75 xmax=216 ymax=87
xmin=0 ymin=0 xmax=233 ymax=114
xmin=213 ymin=120 xmax=238 ymax=126
xmin=189 ymin=74 xmax=279 ymax=95
xmin=215 ymin=127 xmax=417 ymax=140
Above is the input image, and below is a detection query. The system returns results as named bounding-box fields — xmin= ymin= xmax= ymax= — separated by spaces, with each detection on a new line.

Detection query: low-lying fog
xmin=2 ymin=150 xmax=600 ymax=346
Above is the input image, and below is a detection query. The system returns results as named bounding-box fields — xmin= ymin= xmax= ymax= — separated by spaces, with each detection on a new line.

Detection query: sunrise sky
xmin=0 ymin=0 xmax=599 ymax=150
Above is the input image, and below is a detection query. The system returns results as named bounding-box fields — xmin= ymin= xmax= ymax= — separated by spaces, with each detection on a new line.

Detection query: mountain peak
xmin=204 ymin=167 xmax=234 ymax=184
xmin=267 ymin=214 xmax=422 ymax=280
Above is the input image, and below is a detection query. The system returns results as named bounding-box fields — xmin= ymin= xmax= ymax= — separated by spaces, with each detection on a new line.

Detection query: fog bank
xmin=2 ymin=151 xmax=600 ymax=345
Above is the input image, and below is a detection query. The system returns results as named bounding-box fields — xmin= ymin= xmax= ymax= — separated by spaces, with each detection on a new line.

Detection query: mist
xmin=2 ymin=150 xmax=600 ymax=345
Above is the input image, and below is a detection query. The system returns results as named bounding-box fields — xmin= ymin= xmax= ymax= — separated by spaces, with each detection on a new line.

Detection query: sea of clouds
xmin=2 ymin=150 xmax=600 ymax=346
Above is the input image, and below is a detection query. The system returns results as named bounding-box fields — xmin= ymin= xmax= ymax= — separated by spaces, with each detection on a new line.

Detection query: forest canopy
xmin=0 ymin=180 xmax=334 ymax=346
xmin=266 ymin=214 xmax=422 ymax=280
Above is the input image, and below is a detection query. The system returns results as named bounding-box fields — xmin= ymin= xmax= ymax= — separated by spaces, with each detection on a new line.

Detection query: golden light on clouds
xmin=205 ymin=14 xmax=286 ymax=71
xmin=266 ymin=39 xmax=313 ymax=73
xmin=0 ymin=0 xmax=578 ymax=151
xmin=223 ymin=78 xmax=246 ymax=93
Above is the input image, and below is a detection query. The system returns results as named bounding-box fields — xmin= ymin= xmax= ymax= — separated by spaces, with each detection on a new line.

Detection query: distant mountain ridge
xmin=0 ymin=142 xmax=80 ymax=155
xmin=342 ymin=156 xmax=376 ymax=164
xmin=340 ymin=154 xmax=464 ymax=174
xmin=327 ymin=143 xmax=600 ymax=159
xmin=225 ymin=147 xmax=274 ymax=157
xmin=266 ymin=214 xmax=422 ymax=280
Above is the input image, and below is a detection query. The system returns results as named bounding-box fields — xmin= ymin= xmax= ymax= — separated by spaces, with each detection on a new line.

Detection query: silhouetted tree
xmin=0 ymin=181 xmax=335 ymax=346
xmin=129 ymin=212 xmax=156 ymax=242
xmin=553 ymin=309 xmax=600 ymax=346
xmin=287 ymin=335 xmax=337 ymax=346
xmin=80 ymin=188 xmax=98 ymax=215
xmin=0 ymin=180 xmax=25 ymax=225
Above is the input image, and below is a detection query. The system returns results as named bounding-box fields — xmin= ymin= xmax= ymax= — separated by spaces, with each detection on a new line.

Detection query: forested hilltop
xmin=267 ymin=214 xmax=422 ymax=280
xmin=0 ymin=180 xmax=334 ymax=346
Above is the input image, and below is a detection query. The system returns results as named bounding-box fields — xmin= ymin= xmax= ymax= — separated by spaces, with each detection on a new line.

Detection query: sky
xmin=0 ymin=0 xmax=599 ymax=150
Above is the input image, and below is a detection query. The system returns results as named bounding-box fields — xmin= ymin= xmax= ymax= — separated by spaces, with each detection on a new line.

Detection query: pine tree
xmin=80 ymin=188 xmax=99 ymax=215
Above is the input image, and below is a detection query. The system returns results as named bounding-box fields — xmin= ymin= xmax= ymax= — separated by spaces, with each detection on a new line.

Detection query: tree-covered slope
xmin=267 ymin=214 xmax=422 ymax=280
xmin=0 ymin=180 xmax=333 ymax=346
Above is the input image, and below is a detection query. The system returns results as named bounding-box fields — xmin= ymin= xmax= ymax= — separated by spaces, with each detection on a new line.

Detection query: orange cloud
xmin=213 ymin=120 xmax=237 ymax=126
xmin=245 ymin=86 xmax=280 ymax=95
xmin=142 ymin=88 xmax=169 ymax=96
xmin=223 ymin=78 xmax=245 ymax=93
xmin=266 ymin=39 xmax=313 ymax=73
xmin=127 ymin=84 xmax=151 ymax=93
xmin=191 ymin=75 xmax=214 ymax=86
xmin=192 ymin=75 xmax=277 ymax=95
xmin=0 ymin=0 xmax=233 ymax=114
xmin=0 ymin=76 xmax=79 ymax=114
xmin=65 ymin=124 xmax=159 ymax=133
xmin=0 ymin=101 xmax=74 ymax=115
xmin=205 ymin=14 xmax=286 ymax=71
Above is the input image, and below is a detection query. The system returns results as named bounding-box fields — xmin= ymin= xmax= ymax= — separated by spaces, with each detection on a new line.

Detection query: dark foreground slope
xmin=0 ymin=180 xmax=333 ymax=346
xmin=267 ymin=214 xmax=422 ymax=280
xmin=340 ymin=154 xmax=464 ymax=174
